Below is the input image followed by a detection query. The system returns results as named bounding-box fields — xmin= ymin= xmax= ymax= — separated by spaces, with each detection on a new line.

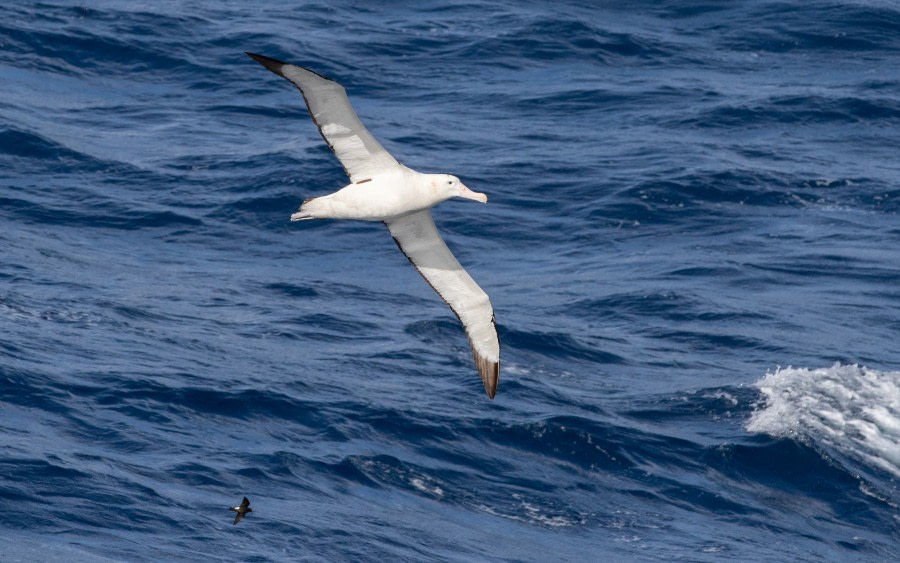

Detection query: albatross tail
xmin=290 ymin=197 xmax=319 ymax=221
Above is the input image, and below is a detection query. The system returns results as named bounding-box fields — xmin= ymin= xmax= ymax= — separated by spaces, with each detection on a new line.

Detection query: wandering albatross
xmin=246 ymin=53 xmax=501 ymax=399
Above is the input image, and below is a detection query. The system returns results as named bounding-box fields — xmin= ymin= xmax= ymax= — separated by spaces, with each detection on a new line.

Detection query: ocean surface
xmin=2 ymin=1 xmax=899 ymax=560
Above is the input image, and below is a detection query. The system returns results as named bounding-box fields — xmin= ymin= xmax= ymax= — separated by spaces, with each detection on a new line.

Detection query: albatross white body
xmin=247 ymin=53 xmax=501 ymax=398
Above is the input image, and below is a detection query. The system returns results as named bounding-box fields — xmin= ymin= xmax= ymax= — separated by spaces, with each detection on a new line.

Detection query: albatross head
xmin=439 ymin=174 xmax=488 ymax=203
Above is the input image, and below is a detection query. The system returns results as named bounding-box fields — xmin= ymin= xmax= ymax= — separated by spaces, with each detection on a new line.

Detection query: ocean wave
xmin=0 ymin=6 xmax=208 ymax=76
xmin=0 ymin=194 xmax=202 ymax=230
xmin=714 ymin=3 xmax=900 ymax=53
xmin=747 ymin=364 xmax=900 ymax=481
xmin=0 ymin=126 xmax=111 ymax=172
xmin=566 ymin=291 xmax=772 ymax=325
xmin=374 ymin=10 xmax=671 ymax=73
xmin=590 ymin=169 xmax=896 ymax=231
xmin=680 ymin=95 xmax=900 ymax=129
xmin=501 ymin=327 xmax=626 ymax=364
xmin=3 ymin=0 xmax=900 ymax=559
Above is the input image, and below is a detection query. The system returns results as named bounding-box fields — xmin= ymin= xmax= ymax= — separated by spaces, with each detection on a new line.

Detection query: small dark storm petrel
xmin=230 ymin=497 xmax=252 ymax=525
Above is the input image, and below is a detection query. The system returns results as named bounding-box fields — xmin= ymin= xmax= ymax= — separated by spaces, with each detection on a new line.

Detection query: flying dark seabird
xmin=230 ymin=496 xmax=252 ymax=525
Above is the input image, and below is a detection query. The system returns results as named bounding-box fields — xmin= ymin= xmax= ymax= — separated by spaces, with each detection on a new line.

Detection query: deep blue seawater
xmin=2 ymin=1 xmax=900 ymax=560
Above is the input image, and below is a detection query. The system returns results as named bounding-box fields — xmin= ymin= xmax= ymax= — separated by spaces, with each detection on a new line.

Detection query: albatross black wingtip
xmin=479 ymin=357 xmax=499 ymax=400
xmin=486 ymin=367 xmax=499 ymax=400
xmin=245 ymin=52 xmax=288 ymax=75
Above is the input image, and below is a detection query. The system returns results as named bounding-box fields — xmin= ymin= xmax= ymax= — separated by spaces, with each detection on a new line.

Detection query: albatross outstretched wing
xmin=385 ymin=210 xmax=500 ymax=398
xmin=246 ymin=52 xmax=400 ymax=183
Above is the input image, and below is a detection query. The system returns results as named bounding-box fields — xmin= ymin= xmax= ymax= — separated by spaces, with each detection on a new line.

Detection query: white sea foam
xmin=477 ymin=493 xmax=587 ymax=528
xmin=410 ymin=477 xmax=443 ymax=497
xmin=746 ymin=364 xmax=900 ymax=478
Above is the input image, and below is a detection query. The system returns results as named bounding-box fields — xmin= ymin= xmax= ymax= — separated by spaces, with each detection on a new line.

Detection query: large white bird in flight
xmin=246 ymin=53 xmax=500 ymax=398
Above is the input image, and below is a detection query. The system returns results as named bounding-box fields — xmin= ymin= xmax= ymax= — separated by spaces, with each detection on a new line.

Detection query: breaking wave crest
xmin=747 ymin=364 xmax=900 ymax=480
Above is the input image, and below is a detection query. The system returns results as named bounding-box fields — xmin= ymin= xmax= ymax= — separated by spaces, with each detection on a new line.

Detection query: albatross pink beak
xmin=458 ymin=182 xmax=488 ymax=203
